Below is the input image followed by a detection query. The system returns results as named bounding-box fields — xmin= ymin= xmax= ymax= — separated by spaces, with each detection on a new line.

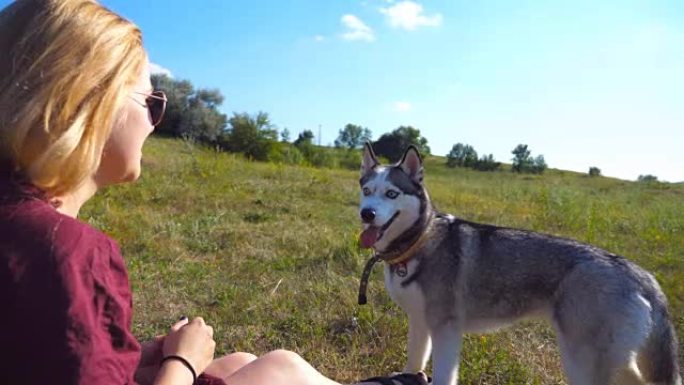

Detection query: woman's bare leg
xmin=136 ymin=352 xmax=259 ymax=385
xmin=222 ymin=350 xmax=341 ymax=385
xmin=204 ymin=352 xmax=258 ymax=379
xmin=202 ymin=349 xmax=423 ymax=385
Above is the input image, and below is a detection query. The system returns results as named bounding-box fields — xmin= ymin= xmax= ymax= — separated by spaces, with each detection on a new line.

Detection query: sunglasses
xmin=132 ymin=90 xmax=167 ymax=126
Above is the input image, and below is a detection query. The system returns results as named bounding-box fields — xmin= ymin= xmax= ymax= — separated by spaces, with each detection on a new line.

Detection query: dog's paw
xmin=396 ymin=371 xmax=431 ymax=383
xmin=417 ymin=371 xmax=432 ymax=384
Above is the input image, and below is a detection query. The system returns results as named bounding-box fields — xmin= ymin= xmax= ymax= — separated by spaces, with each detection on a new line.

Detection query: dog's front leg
xmin=430 ymin=322 xmax=462 ymax=385
xmin=404 ymin=314 xmax=432 ymax=373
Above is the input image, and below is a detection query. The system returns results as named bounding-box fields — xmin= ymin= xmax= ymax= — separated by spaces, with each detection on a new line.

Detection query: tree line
xmin=150 ymin=74 xmax=436 ymax=169
xmin=445 ymin=143 xmax=548 ymax=174
xmin=151 ymin=74 xmax=592 ymax=176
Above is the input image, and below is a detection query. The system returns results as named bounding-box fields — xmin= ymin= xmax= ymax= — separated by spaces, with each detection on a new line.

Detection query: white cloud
xmin=314 ymin=35 xmax=325 ymax=42
xmin=380 ymin=1 xmax=442 ymax=30
xmin=341 ymin=14 xmax=375 ymax=42
xmin=394 ymin=101 xmax=412 ymax=112
xmin=149 ymin=62 xmax=173 ymax=78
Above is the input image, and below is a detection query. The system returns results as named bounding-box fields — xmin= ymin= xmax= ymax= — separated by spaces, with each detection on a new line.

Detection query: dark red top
xmin=0 ymin=173 xmax=227 ymax=385
xmin=0 ymin=175 xmax=142 ymax=384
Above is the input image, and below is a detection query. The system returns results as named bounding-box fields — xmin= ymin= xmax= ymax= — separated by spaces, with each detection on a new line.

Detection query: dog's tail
xmin=637 ymin=294 xmax=681 ymax=385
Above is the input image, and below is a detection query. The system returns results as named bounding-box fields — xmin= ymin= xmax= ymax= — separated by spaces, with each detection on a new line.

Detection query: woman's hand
xmin=161 ymin=317 xmax=216 ymax=376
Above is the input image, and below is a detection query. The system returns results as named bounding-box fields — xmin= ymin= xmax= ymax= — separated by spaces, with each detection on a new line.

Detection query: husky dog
xmin=358 ymin=143 xmax=681 ymax=385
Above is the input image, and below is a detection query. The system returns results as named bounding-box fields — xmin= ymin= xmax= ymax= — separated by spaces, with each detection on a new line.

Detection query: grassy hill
xmin=82 ymin=136 xmax=683 ymax=384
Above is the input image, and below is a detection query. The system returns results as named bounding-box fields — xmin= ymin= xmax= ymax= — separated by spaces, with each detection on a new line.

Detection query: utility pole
xmin=318 ymin=124 xmax=322 ymax=146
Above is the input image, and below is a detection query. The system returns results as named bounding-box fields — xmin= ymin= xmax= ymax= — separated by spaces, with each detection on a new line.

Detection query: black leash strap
xmin=361 ymin=373 xmax=430 ymax=385
xmin=358 ymin=254 xmax=380 ymax=305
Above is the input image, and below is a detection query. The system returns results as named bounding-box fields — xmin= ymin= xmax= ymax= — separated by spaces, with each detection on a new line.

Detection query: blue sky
xmin=4 ymin=1 xmax=683 ymax=181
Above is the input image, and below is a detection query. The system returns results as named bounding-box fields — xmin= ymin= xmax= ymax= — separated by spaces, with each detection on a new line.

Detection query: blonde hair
xmin=0 ymin=0 xmax=147 ymax=196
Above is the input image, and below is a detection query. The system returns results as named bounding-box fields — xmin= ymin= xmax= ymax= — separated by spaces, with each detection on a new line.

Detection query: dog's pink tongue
xmin=360 ymin=227 xmax=379 ymax=248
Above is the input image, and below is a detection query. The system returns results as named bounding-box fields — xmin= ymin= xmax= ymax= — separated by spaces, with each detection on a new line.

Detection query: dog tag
xmin=396 ymin=263 xmax=408 ymax=277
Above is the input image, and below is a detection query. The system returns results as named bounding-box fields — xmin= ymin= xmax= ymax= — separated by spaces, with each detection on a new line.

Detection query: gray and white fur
xmin=358 ymin=143 xmax=681 ymax=385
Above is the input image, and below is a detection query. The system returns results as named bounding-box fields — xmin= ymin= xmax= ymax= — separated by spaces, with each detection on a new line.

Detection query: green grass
xmin=81 ymin=137 xmax=683 ymax=384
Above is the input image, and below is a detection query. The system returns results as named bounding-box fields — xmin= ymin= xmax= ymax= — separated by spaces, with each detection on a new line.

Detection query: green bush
xmin=338 ymin=150 xmax=361 ymax=170
xmin=638 ymin=174 xmax=658 ymax=183
xmin=267 ymin=143 xmax=305 ymax=165
xmin=308 ymin=147 xmax=338 ymax=168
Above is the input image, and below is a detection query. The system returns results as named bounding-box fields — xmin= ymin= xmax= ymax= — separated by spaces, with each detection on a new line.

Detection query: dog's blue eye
xmin=363 ymin=187 xmax=372 ymax=196
xmin=386 ymin=190 xmax=399 ymax=199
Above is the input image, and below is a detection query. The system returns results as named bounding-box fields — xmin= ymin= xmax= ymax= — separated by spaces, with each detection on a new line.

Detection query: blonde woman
xmin=0 ymin=1 xmax=428 ymax=385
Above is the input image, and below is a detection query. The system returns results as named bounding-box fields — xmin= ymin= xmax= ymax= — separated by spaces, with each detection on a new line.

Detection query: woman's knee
xmin=223 ymin=349 xmax=334 ymax=385
xmin=226 ymin=352 xmax=258 ymax=365
xmin=205 ymin=352 xmax=258 ymax=379
xmin=259 ymin=349 xmax=306 ymax=367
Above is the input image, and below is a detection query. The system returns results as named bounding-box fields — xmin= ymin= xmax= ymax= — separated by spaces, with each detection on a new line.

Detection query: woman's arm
xmin=154 ymin=360 xmax=196 ymax=385
xmin=152 ymin=317 xmax=216 ymax=385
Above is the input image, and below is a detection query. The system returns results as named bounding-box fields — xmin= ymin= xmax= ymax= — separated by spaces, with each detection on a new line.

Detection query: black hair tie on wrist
xmin=161 ymin=355 xmax=197 ymax=384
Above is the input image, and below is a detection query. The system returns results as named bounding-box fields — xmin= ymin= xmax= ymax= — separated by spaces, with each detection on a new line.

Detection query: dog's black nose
xmin=360 ymin=208 xmax=376 ymax=223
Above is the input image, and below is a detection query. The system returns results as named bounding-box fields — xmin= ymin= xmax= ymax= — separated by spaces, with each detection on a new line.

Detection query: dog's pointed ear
xmin=361 ymin=142 xmax=378 ymax=176
xmin=398 ymin=145 xmax=424 ymax=184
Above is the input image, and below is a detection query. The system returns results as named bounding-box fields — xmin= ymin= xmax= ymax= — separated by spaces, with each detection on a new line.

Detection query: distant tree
xmin=447 ymin=143 xmax=478 ymax=167
xmin=532 ymin=155 xmax=547 ymax=174
xmin=192 ymin=88 xmax=224 ymax=109
xmin=446 ymin=143 xmax=465 ymax=167
xmin=638 ymin=174 xmax=658 ymax=183
xmin=334 ymin=123 xmax=372 ymax=149
xmin=463 ymin=146 xmax=479 ymax=168
xmin=446 ymin=143 xmax=477 ymax=168
xmin=511 ymin=144 xmax=546 ymax=174
xmin=589 ymin=167 xmax=601 ymax=177
xmin=373 ymin=126 xmax=430 ymax=162
xmin=473 ymin=154 xmax=501 ymax=171
xmin=280 ymin=128 xmax=291 ymax=143
xmin=511 ymin=144 xmax=533 ymax=173
xmin=151 ymin=74 xmax=193 ymax=137
xmin=178 ymin=105 xmax=227 ymax=143
xmin=220 ymin=111 xmax=277 ymax=160
xmin=294 ymin=130 xmax=315 ymax=147
xmin=151 ymin=74 xmax=227 ymax=142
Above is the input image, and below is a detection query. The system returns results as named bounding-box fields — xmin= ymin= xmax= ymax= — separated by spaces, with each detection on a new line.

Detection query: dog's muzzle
xmin=360 ymin=208 xmax=376 ymax=223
